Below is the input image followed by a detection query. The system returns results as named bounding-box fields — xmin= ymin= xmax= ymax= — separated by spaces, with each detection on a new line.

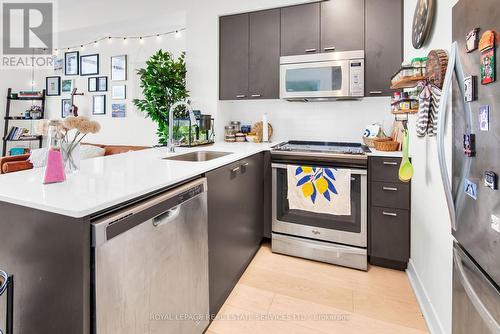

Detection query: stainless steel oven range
xmin=271 ymin=141 xmax=368 ymax=270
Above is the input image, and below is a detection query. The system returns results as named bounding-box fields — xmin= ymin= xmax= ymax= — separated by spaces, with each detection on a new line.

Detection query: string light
xmin=52 ymin=28 xmax=185 ymax=53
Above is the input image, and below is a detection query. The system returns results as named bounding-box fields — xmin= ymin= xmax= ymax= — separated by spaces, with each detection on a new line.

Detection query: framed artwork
xmin=111 ymin=55 xmax=127 ymax=81
xmin=93 ymin=95 xmax=106 ymax=115
xmin=54 ymin=57 xmax=64 ymax=72
xmin=88 ymin=77 xmax=98 ymax=92
xmin=61 ymin=79 xmax=74 ymax=93
xmin=61 ymin=99 xmax=72 ymax=118
xmin=112 ymin=85 xmax=126 ymax=99
xmin=112 ymin=103 xmax=126 ymax=118
xmin=97 ymin=77 xmax=108 ymax=92
xmin=80 ymin=54 xmax=99 ymax=76
xmin=46 ymin=76 xmax=61 ymax=96
xmin=64 ymin=51 xmax=79 ymax=75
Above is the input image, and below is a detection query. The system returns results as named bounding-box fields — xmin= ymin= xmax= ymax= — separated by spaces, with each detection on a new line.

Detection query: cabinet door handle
xmin=324 ymin=46 xmax=336 ymax=52
xmin=383 ymin=161 xmax=398 ymax=166
xmin=369 ymin=91 xmax=383 ymax=95
xmin=231 ymin=166 xmax=240 ymax=173
xmin=305 ymin=48 xmax=317 ymax=53
xmin=236 ymin=95 xmax=246 ymax=99
xmin=383 ymin=187 xmax=398 ymax=191
xmin=241 ymin=162 xmax=249 ymax=168
xmin=383 ymin=211 xmax=398 ymax=217
xmin=251 ymin=94 xmax=262 ymax=98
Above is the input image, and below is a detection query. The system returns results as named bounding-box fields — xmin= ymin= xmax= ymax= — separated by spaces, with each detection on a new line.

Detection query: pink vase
xmin=43 ymin=149 xmax=66 ymax=184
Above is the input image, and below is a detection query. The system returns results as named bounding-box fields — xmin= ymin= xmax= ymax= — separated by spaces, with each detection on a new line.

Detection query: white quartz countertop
xmin=0 ymin=142 xmax=274 ymax=218
xmin=367 ymin=149 xmax=404 ymax=158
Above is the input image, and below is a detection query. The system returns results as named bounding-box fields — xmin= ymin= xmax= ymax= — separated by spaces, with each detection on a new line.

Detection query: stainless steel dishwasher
xmin=91 ymin=178 xmax=209 ymax=334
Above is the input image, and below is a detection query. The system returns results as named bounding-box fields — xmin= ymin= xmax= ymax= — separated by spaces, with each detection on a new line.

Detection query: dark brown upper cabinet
xmin=220 ymin=9 xmax=280 ymax=100
xmin=280 ymin=3 xmax=321 ymax=56
xmin=365 ymin=0 xmax=403 ymax=97
xmin=219 ymin=14 xmax=249 ymax=100
xmin=321 ymin=0 xmax=364 ymax=53
xmin=249 ymin=9 xmax=281 ymax=99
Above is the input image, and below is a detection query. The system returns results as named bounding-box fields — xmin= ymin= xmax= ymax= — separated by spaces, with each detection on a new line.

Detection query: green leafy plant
xmin=133 ymin=50 xmax=188 ymax=145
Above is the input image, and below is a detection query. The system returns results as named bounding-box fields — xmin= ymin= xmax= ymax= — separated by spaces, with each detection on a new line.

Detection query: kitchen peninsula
xmin=0 ymin=142 xmax=408 ymax=333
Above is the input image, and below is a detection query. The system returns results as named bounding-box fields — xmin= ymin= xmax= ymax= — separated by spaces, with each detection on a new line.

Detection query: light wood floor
xmin=207 ymin=244 xmax=428 ymax=334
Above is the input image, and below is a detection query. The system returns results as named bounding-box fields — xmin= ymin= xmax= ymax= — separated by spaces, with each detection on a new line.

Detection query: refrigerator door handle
xmin=453 ymin=252 xmax=500 ymax=334
xmin=437 ymin=42 xmax=458 ymax=231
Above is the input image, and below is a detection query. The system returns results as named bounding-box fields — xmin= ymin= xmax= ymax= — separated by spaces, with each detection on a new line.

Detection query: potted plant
xmin=133 ymin=50 xmax=189 ymax=145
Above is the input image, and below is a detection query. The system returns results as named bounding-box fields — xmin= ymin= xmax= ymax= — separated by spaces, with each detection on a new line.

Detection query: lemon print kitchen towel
xmin=287 ymin=165 xmax=351 ymax=216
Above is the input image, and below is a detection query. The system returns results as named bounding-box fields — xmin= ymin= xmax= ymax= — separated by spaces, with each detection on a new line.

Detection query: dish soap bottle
xmin=43 ymin=120 xmax=66 ymax=184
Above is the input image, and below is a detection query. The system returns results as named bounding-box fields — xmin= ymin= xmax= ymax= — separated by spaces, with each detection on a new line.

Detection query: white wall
xmin=404 ymin=1 xmax=458 ymax=333
xmin=44 ymin=33 xmax=185 ymax=146
xmin=185 ymin=0 xmax=393 ymax=142
xmin=0 ymin=14 xmax=186 ymax=152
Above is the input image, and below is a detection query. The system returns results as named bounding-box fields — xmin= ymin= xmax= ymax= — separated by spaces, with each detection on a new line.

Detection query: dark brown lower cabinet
xmin=207 ymin=153 xmax=264 ymax=316
xmin=368 ymin=156 xmax=411 ymax=270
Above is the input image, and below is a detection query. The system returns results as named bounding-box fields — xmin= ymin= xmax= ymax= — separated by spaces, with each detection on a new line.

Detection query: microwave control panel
xmin=349 ymin=59 xmax=365 ymax=97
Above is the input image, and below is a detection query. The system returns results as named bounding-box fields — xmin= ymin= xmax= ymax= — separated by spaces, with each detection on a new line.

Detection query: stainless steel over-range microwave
xmin=280 ymin=50 xmax=365 ymax=101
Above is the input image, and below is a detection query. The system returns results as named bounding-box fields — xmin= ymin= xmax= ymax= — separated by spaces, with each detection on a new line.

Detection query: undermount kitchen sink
xmin=164 ymin=151 xmax=233 ymax=162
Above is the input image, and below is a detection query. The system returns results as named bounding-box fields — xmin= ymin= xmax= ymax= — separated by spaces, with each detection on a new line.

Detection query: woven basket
xmin=363 ymin=136 xmax=390 ymax=148
xmin=374 ymin=139 xmax=400 ymax=152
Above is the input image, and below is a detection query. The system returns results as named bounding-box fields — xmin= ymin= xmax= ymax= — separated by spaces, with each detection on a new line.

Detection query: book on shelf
xmin=17 ymin=91 xmax=42 ymax=98
xmin=5 ymin=126 xmax=32 ymax=140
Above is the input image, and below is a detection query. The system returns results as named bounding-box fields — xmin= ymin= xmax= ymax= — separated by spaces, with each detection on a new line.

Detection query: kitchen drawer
xmin=370 ymin=207 xmax=409 ymax=263
xmin=371 ymin=181 xmax=410 ymax=210
xmin=370 ymin=157 xmax=402 ymax=183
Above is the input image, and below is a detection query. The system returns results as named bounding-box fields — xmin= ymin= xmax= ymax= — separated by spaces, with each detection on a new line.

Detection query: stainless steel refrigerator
xmin=438 ymin=0 xmax=500 ymax=333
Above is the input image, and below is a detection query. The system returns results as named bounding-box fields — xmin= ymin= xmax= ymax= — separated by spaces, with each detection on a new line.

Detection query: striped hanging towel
xmin=417 ymin=83 xmax=442 ymax=137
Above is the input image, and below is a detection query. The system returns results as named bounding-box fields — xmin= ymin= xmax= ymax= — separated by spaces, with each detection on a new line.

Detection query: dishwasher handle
xmin=92 ymin=178 xmax=207 ymax=247
xmin=152 ymin=206 xmax=181 ymax=227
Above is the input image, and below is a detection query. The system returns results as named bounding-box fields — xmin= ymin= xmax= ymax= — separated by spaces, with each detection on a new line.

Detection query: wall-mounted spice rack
xmin=390 ymin=66 xmax=427 ymax=89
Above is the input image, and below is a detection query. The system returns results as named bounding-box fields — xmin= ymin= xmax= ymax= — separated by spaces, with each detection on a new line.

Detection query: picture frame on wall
xmin=93 ymin=95 xmax=106 ymax=115
xmin=112 ymin=85 xmax=126 ymax=99
xmin=111 ymin=55 xmax=127 ymax=81
xmin=80 ymin=54 xmax=99 ymax=76
xmin=54 ymin=57 xmax=64 ymax=72
xmin=88 ymin=77 xmax=98 ymax=92
xmin=97 ymin=77 xmax=108 ymax=92
xmin=112 ymin=103 xmax=126 ymax=118
xmin=61 ymin=79 xmax=74 ymax=93
xmin=64 ymin=51 xmax=79 ymax=75
xmin=61 ymin=99 xmax=72 ymax=118
xmin=46 ymin=76 xmax=61 ymax=96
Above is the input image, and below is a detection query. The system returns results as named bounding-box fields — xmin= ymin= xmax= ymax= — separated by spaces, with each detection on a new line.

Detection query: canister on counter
xmin=230 ymin=121 xmax=241 ymax=132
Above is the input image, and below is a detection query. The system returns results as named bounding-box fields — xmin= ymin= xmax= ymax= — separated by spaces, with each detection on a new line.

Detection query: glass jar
xmin=224 ymin=125 xmax=236 ymax=142
xmin=411 ymin=58 xmax=422 ymax=76
xmin=230 ymin=121 xmax=241 ymax=132
xmin=402 ymin=61 xmax=412 ymax=77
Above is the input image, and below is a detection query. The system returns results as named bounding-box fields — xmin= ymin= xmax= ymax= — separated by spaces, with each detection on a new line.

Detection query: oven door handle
xmin=0 ymin=270 xmax=13 ymax=334
xmin=271 ymin=163 xmax=367 ymax=175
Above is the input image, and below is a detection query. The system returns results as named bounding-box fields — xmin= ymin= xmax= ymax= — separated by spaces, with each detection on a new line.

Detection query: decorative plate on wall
xmin=412 ymin=0 xmax=435 ymax=49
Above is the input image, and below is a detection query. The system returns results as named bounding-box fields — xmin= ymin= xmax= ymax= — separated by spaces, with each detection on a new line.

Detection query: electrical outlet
xmin=491 ymin=215 xmax=500 ymax=233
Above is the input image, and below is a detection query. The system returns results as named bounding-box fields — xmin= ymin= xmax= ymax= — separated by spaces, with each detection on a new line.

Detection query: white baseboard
xmin=406 ymin=260 xmax=446 ymax=334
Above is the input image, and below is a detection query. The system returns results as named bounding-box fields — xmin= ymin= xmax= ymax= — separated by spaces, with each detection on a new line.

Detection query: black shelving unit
xmin=2 ymin=88 xmax=45 ymax=156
